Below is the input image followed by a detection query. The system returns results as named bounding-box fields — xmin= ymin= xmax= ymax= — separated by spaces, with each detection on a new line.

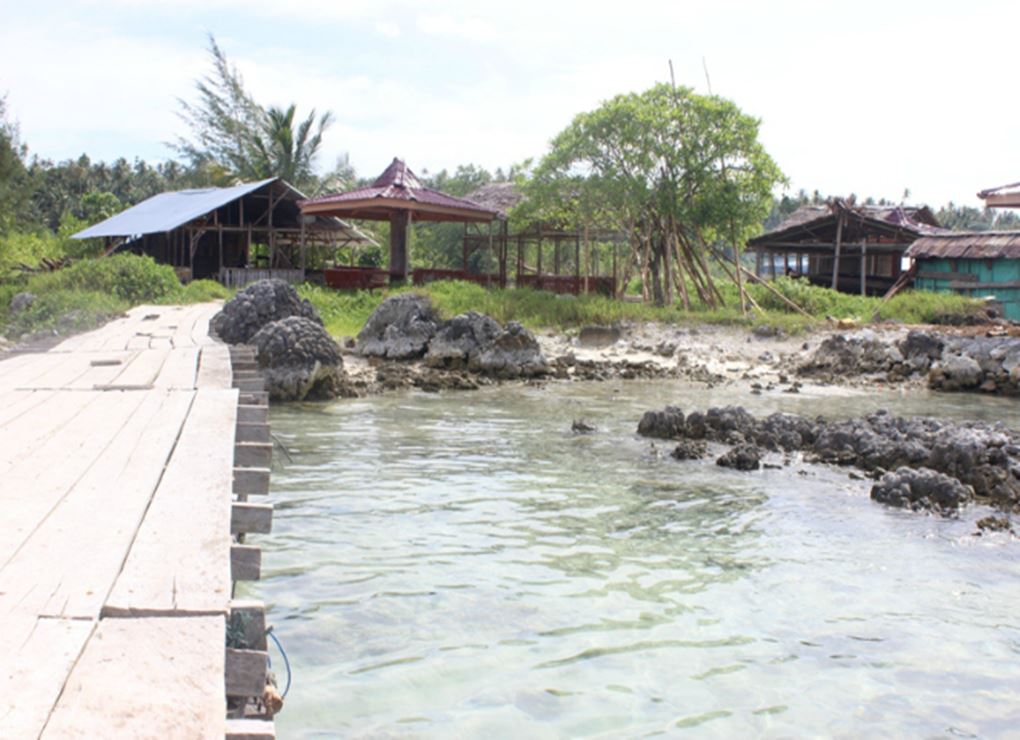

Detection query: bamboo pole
xmin=831 ymin=211 xmax=844 ymax=290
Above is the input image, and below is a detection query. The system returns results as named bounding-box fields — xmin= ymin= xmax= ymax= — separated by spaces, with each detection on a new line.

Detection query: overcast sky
xmin=1 ymin=0 xmax=1016 ymax=207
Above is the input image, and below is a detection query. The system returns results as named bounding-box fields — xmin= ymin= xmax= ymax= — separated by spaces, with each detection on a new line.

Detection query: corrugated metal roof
xmin=301 ymin=158 xmax=499 ymax=221
xmin=72 ymin=178 xmax=278 ymax=238
xmin=906 ymin=231 xmax=1020 ymax=259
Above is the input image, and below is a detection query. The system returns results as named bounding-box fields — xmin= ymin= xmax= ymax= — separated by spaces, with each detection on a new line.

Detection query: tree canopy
xmin=174 ymin=36 xmax=346 ymax=193
xmin=522 ymin=83 xmax=784 ymax=306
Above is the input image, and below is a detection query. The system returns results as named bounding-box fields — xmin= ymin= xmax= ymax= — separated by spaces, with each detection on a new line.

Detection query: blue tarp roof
xmin=72 ymin=178 xmax=280 ymax=239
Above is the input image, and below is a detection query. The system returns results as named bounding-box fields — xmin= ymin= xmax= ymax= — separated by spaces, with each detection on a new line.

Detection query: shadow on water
xmin=246 ymin=379 xmax=1020 ymax=738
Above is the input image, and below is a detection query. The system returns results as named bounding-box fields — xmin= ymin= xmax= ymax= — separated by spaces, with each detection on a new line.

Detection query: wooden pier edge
xmin=228 ymin=346 xmax=277 ymax=736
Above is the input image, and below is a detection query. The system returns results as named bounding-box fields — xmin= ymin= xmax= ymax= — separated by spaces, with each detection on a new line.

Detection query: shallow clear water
xmin=249 ymin=381 xmax=1020 ymax=738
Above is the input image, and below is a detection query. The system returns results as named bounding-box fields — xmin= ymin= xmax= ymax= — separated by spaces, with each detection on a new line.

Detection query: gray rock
xmin=9 ymin=292 xmax=34 ymax=315
xmin=716 ymin=444 xmax=761 ymax=471
xmin=870 ymin=466 xmax=973 ymax=515
xmin=572 ymin=419 xmax=596 ymax=434
xmin=357 ymin=294 xmax=439 ymax=360
xmin=637 ymin=406 xmax=685 ymax=439
xmin=670 ymin=438 xmax=706 ymax=460
xmin=467 ymin=321 xmax=548 ymax=378
xmin=424 ymin=311 xmax=501 ymax=369
xmin=930 ymin=354 xmax=983 ymax=391
xmin=251 ymin=316 xmax=347 ymax=401
xmin=577 ymin=325 xmax=622 ymax=348
xmin=212 ymin=280 xmax=320 ymax=345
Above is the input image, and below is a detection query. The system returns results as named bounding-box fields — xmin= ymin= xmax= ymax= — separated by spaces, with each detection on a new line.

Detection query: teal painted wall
xmin=915 ymin=257 xmax=1020 ymax=319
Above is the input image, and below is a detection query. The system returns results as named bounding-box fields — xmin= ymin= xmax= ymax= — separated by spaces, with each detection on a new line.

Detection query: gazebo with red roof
xmin=300 ymin=158 xmax=499 ymax=284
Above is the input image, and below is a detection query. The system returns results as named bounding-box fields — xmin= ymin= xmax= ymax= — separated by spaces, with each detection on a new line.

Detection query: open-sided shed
xmin=748 ymin=201 xmax=946 ymax=295
xmin=73 ymin=177 xmax=371 ymax=286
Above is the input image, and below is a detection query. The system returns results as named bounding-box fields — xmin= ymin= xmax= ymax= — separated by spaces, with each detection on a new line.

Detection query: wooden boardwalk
xmin=0 ymin=304 xmax=274 ymax=739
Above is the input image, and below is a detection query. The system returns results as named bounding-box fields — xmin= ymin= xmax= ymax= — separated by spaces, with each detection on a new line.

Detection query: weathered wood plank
xmin=226 ymin=718 xmax=276 ymax=740
xmin=236 ymin=442 xmax=273 ymax=468
xmin=238 ymin=405 xmax=268 ymax=424
xmin=153 ymin=345 xmax=200 ymax=389
xmin=231 ymin=545 xmax=262 ymax=581
xmin=236 ymin=422 xmax=271 ymax=444
xmin=96 ymin=347 xmax=170 ymax=390
xmin=104 ymin=388 xmax=238 ymax=617
xmin=0 ymin=616 xmax=93 ymax=739
xmin=0 ymin=390 xmax=145 ymax=567
xmin=225 ymin=648 xmax=269 ymax=697
xmin=0 ymin=390 xmax=194 ymax=619
xmin=43 ymin=616 xmax=226 ymax=739
xmin=233 ymin=467 xmax=270 ymax=496
xmin=239 ymin=391 xmax=269 ymax=406
xmin=231 ymin=503 xmax=273 ymax=535
xmin=197 ymin=343 xmax=233 ymax=389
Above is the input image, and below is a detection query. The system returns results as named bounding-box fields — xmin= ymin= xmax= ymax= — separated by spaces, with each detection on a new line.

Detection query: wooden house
xmin=906 ymin=232 xmax=1020 ymax=319
xmin=73 ymin=178 xmax=371 ymax=287
xmin=748 ymin=200 xmax=946 ymax=295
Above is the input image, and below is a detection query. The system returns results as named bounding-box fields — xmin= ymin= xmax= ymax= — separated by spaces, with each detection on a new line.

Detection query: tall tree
xmin=523 ymin=83 xmax=784 ymax=306
xmin=174 ymin=35 xmax=341 ymax=192
xmin=0 ymin=96 xmax=31 ymax=234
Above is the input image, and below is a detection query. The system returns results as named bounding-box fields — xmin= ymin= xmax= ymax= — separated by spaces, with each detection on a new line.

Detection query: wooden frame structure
xmin=74 ymin=178 xmax=371 ymax=286
xmin=747 ymin=201 xmax=946 ymax=296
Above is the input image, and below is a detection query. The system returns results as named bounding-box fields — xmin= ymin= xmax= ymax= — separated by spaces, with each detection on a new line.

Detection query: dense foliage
xmin=522 ymin=83 xmax=785 ymax=308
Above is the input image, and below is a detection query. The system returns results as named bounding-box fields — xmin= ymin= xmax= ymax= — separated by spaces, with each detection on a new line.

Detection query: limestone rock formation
xmin=211 ymin=280 xmax=320 ymax=345
xmin=467 ymin=321 xmax=548 ymax=378
xmin=871 ymin=467 xmax=973 ymax=515
xmin=424 ymin=311 xmax=502 ymax=369
xmin=356 ymin=294 xmax=440 ymax=360
xmin=250 ymin=316 xmax=348 ymax=401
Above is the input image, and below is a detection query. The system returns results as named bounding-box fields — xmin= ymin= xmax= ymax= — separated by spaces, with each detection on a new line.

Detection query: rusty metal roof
xmin=749 ymin=201 xmax=948 ymax=248
xmin=300 ymin=158 xmax=499 ymax=223
xmin=906 ymin=231 xmax=1020 ymax=259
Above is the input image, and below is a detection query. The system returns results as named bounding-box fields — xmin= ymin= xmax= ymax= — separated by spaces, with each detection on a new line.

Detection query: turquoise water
xmin=249 ymin=381 xmax=1020 ymax=738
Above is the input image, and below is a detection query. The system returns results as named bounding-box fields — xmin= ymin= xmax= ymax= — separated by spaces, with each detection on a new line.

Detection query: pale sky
xmin=1 ymin=0 xmax=1017 ymax=207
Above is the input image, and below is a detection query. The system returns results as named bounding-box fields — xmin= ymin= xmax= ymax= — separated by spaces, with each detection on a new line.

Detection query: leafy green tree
xmin=0 ymin=97 xmax=31 ymax=235
xmin=175 ymin=35 xmax=344 ymax=192
xmin=524 ymin=83 xmax=784 ymax=306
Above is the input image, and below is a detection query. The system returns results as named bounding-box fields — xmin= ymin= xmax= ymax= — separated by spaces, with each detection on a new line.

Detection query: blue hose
xmin=266 ymin=627 xmax=292 ymax=698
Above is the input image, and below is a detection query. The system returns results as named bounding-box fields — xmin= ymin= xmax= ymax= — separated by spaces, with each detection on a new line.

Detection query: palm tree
xmin=248 ymin=105 xmax=333 ymax=190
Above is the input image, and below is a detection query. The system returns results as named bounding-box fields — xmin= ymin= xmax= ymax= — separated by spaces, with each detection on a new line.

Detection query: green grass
xmin=0 ymin=254 xmax=233 ymax=339
xmin=300 ymin=276 xmax=984 ymax=339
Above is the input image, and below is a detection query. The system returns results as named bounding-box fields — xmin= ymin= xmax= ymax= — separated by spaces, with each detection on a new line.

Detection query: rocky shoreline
xmin=636 ymin=403 xmax=1020 ymax=523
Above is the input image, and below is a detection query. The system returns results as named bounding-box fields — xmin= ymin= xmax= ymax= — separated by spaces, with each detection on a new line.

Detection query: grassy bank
xmin=300 ymin=276 xmax=985 ymax=338
xmin=0 ymin=254 xmax=231 ymax=339
xmin=0 ymin=254 xmax=984 ymax=343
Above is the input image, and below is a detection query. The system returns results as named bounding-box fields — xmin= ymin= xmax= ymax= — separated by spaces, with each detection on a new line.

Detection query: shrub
xmin=27 ymin=253 xmax=183 ymax=303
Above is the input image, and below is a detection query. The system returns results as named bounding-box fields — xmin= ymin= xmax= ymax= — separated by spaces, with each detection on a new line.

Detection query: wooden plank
xmin=226 ymin=718 xmax=276 ymax=740
xmin=225 ymin=648 xmax=268 ymax=697
xmin=231 ymin=503 xmax=273 ymax=535
xmin=197 ymin=343 xmax=233 ymax=389
xmin=0 ymin=616 xmax=93 ymax=739
xmin=0 ymin=388 xmax=57 ymax=429
xmin=917 ymin=270 xmax=978 ymax=282
xmin=0 ymin=390 xmax=145 ymax=567
xmin=230 ymin=600 xmax=267 ymax=651
xmin=234 ymin=377 xmax=266 ymax=392
xmin=96 ymin=347 xmax=170 ymax=390
xmin=236 ymin=423 xmax=271 ymax=444
xmin=239 ymin=391 xmax=269 ymax=406
xmin=231 ymin=545 xmax=262 ymax=581
xmin=104 ymin=388 xmax=238 ymax=617
xmin=153 ymin=345 xmax=200 ymax=389
xmin=233 ymin=468 xmax=270 ymax=496
xmin=0 ymin=390 xmax=194 ymax=619
xmin=238 ymin=405 xmax=268 ymax=424
xmin=236 ymin=442 xmax=272 ymax=468
xmin=43 ymin=616 xmax=226 ymax=739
